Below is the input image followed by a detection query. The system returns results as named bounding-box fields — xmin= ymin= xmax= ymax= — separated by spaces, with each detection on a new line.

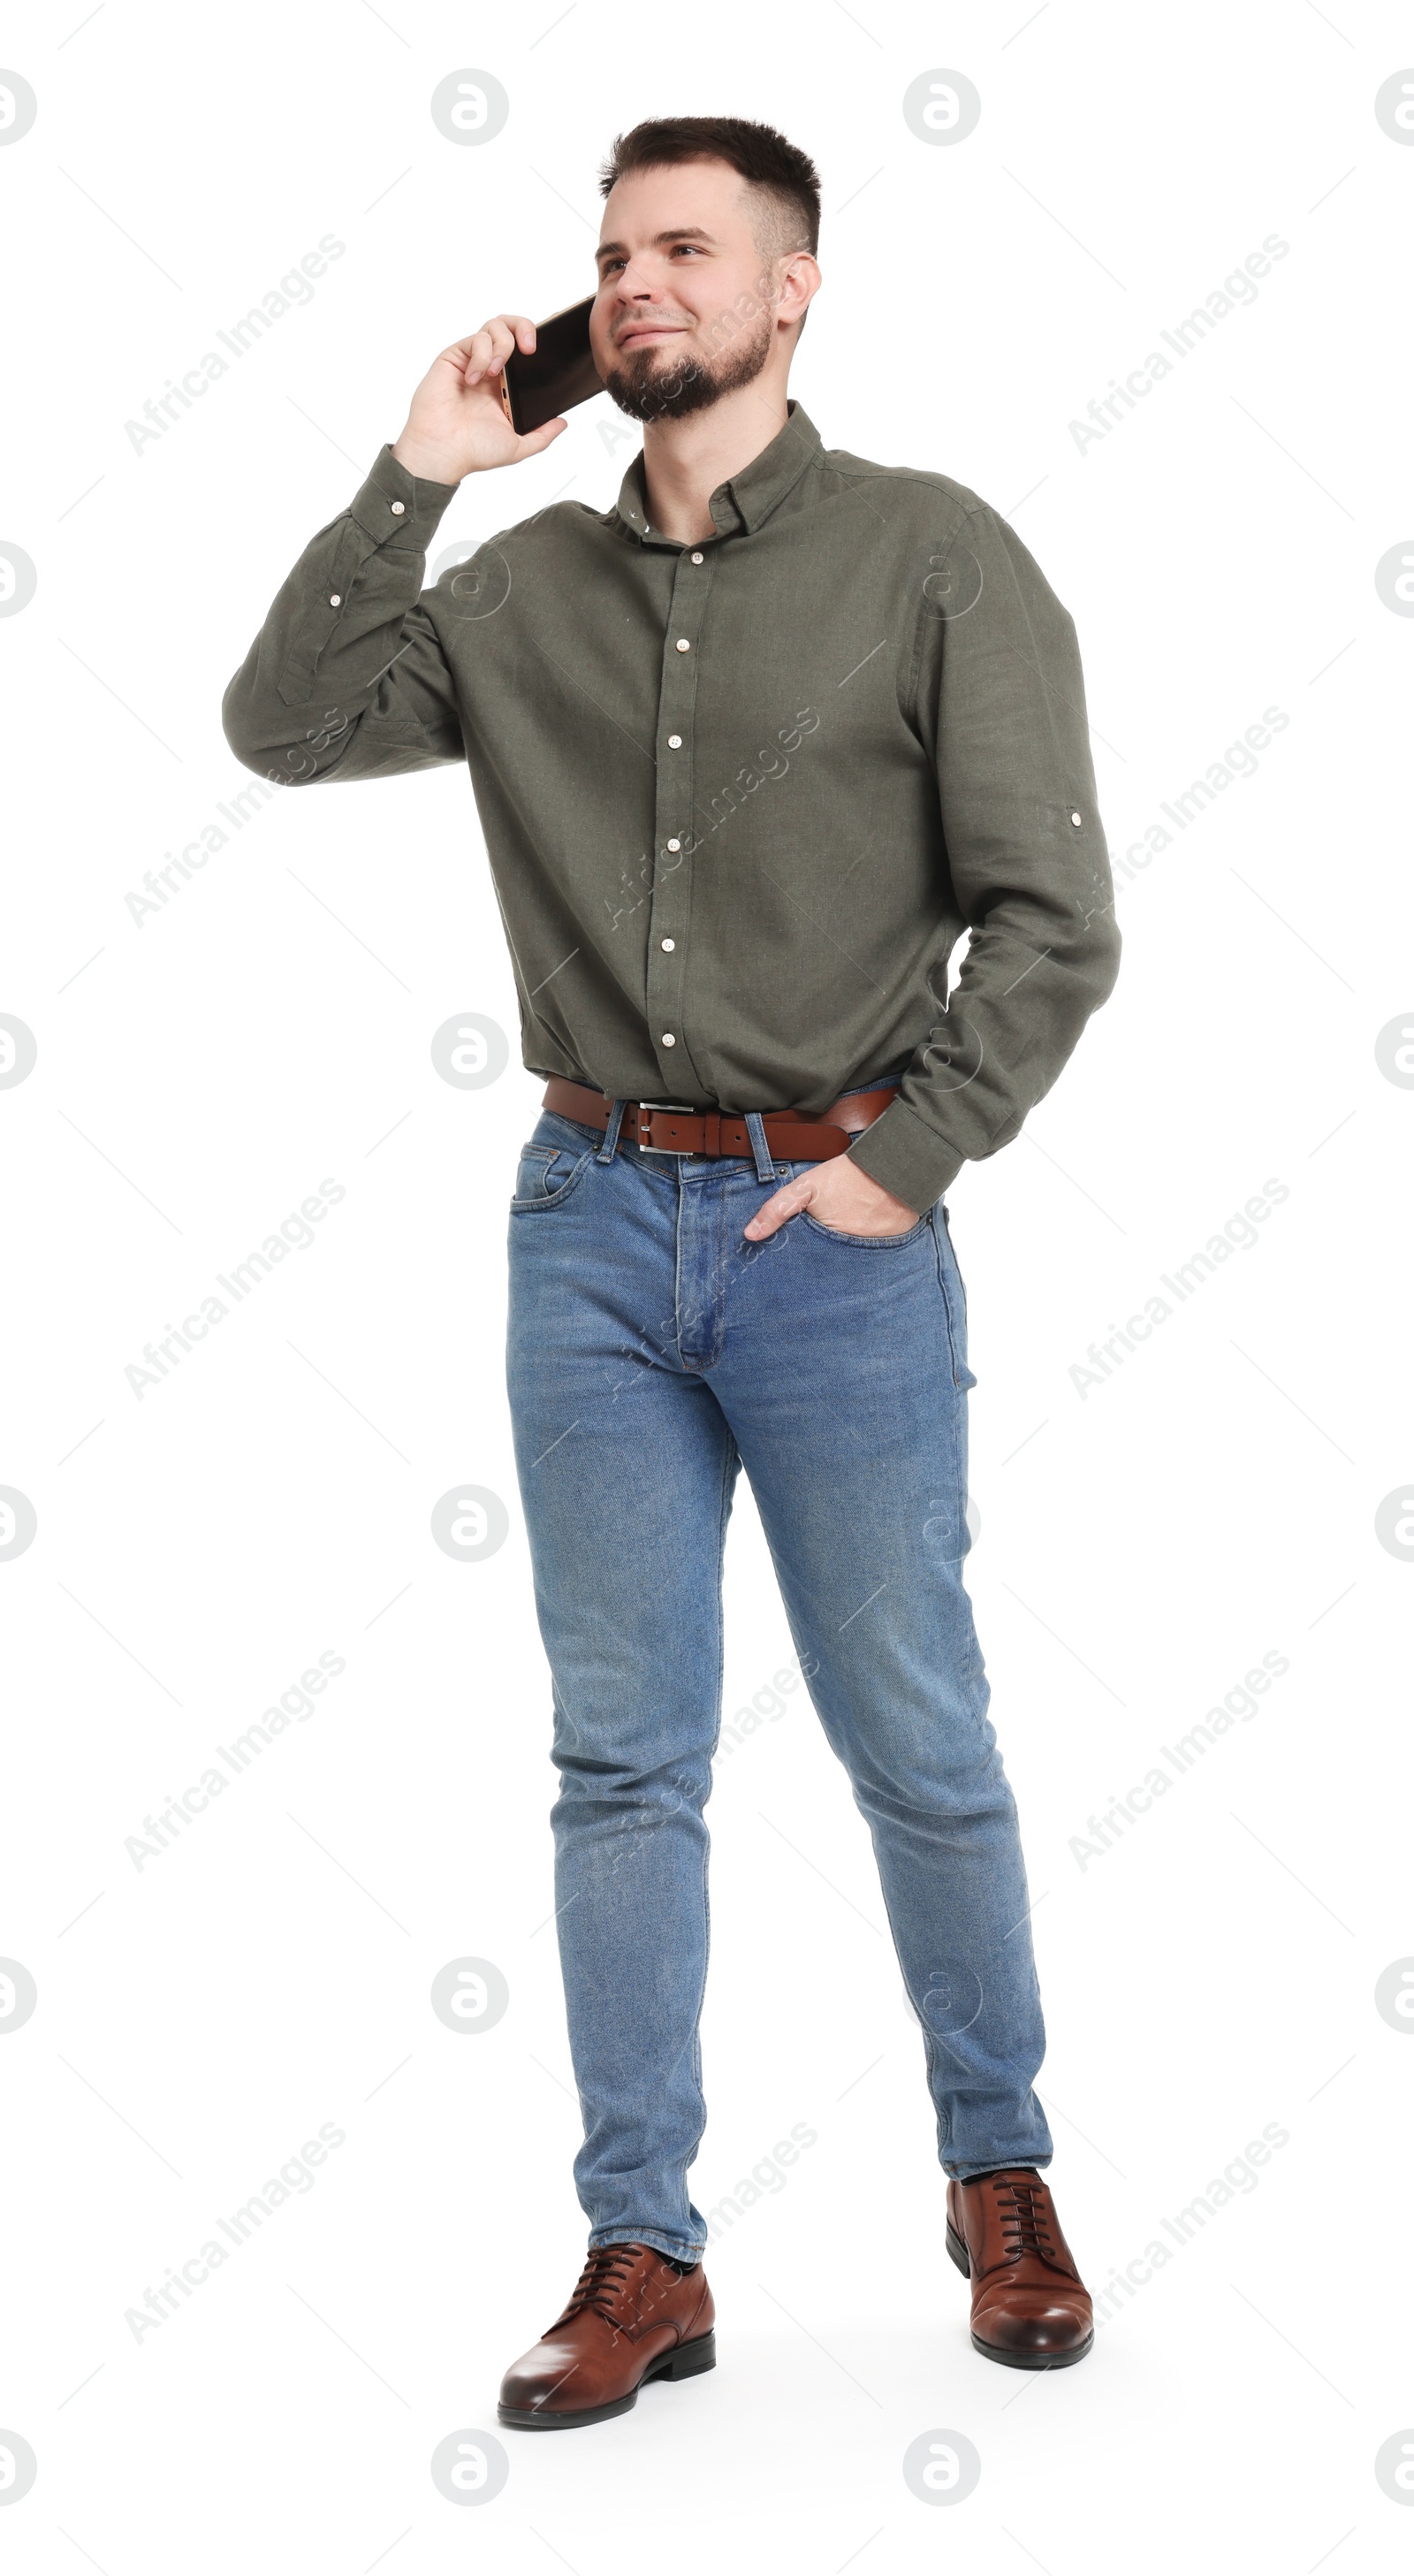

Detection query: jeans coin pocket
xmin=511 ymin=1142 xmax=592 ymax=1211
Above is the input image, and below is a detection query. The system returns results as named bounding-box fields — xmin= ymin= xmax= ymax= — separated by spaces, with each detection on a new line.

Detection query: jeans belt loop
xmin=743 ymin=1110 xmax=775 ymax=1185
xmin=597 ymin=1098 xmax=628 ymax=1162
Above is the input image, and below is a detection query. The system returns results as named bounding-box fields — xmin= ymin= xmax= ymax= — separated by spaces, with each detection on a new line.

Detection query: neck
xmin=639 ymin=379 xmax=791 ymax=545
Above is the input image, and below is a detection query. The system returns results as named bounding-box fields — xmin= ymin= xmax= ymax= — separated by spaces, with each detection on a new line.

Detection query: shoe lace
xmin=989 ymin=2175 xmax=1060 ymax=2266
xmin=553 ymin=2243 xmax=643 ymax=2329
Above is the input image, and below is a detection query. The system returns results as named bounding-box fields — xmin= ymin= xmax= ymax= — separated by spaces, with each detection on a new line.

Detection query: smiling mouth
xmin=617 ymin=324 xmax=687 ymax=347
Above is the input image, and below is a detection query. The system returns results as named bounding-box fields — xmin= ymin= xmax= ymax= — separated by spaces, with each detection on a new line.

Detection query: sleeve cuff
xmin=349 ymin=443 xmax=461 ymax=546
xmin=846 ymin=1097 xmax=965 ymax=1212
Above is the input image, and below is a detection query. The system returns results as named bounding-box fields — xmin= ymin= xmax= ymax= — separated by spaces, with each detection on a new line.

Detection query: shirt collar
xmin=614 ymin=399 xmax=823 ymax=545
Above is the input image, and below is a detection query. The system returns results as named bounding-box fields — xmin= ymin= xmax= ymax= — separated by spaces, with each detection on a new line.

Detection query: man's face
xmin=590 ymin=158 xmax=794 ymax=423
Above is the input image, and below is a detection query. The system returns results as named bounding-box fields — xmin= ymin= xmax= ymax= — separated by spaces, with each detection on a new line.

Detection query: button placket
xmin=644 ymin=545 xmax=712 ymax=1089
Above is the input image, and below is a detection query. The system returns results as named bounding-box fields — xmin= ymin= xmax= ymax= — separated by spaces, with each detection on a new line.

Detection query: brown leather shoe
xmin=946 ymin=2168 xmax=1093 ymax=2368
xmin=498 ymin=2242 xmax=716 ymax=2429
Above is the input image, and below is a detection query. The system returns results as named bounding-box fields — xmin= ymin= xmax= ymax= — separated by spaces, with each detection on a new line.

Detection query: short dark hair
xmin=598 ymin=116 xmax=821 ymax=258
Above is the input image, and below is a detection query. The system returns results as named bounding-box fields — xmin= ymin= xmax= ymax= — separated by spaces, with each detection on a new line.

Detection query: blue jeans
xmin=505 ymin=1097 xmax=1053 ymax=2262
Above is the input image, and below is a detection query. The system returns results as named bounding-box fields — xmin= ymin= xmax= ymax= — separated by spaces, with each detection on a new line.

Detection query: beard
xmin=603 ymin=306 xmax=774 ymax=423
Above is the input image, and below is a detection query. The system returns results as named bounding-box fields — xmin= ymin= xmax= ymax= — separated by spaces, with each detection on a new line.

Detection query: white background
xmin=2 ymin=0 xmax=1410 ymax=2566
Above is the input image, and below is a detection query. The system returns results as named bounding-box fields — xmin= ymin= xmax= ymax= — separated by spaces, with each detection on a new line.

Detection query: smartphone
xmin=499 ymin=297 xmax=603 ymax=434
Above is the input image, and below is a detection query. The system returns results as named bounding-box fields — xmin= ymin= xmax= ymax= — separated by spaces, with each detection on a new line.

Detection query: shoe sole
xmin=946 ymin=2222 xmax=1094 ymax=2370
xmin=498 ymin=2328 xmax=717 ymax=2429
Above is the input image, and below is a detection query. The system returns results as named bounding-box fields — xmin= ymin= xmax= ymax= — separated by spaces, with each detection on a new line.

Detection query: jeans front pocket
xmin=800 ymin=1209 xmax=931 ymax=1248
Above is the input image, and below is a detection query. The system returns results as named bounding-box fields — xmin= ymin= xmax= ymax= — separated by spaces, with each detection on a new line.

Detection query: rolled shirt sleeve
xmin=846 ymin=502 xmax=1121 ymax=1214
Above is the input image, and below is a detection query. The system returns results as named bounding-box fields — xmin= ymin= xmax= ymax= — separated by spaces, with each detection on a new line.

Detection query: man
xmin=224 ymin=114 xmax=1119 ymax=2426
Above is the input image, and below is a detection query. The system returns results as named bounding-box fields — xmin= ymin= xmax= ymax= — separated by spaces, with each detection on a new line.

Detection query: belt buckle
xmin=635 ymin=1100 xmax=699 ymax=1156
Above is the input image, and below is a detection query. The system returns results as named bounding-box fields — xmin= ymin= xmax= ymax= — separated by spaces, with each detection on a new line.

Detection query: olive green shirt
xmin=223 ymin=400 xmax=1119 ymax=1211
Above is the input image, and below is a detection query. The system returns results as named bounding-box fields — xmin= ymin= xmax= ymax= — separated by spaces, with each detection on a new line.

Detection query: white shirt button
xmin=675 ymin=637 xmax=690 ymax=652
xmin=1070 ymin=810 xmax=1083 ymax=826
xmin=391 ymin=501 xmax=405 ymax=514
xmin=662 ymin=1033 xmax=676 ymax=1046
xmin=690 ymin=551 xmax=703 ymax=564
xmin=666 ymin=838 xmax=680 ymax=852
xmin=661 ymin=937 xmax=675 ymax=951
xmin=329 ymin=594 xmax=341 ymax=606
xmin=667 ymin=734 xmax=682 ymax=749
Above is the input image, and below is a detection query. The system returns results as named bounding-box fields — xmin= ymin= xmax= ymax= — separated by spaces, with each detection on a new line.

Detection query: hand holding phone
xmin=391 ymin=314 xmax=574 ymax=487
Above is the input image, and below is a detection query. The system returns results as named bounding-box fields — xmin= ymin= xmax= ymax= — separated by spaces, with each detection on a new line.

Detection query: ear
xmin=777 ymin=248 xmax=821 ymax=336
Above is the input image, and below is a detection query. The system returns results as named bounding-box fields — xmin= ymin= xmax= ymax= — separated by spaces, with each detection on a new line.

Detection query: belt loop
xmin=597 ymin=1098 xmax=628 ymax=1162
xmin=743 ymin=1110 xmax=775 ymax=1185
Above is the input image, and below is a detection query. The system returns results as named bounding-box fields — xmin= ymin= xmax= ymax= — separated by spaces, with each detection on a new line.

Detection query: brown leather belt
xmin=543 ymin=1076 xmax=897 ymax=1162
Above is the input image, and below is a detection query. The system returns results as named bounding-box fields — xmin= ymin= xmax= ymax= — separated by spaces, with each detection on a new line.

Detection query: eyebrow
xmin=595 ymin=226 xmax=719 ymax=266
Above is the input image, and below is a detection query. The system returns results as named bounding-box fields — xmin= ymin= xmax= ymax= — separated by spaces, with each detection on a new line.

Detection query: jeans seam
xmin=707 ymin=1431 xmax=739 ymax=1764
xmin=931 ymin=1208 xmax=963 ymax=1387
xmin=680 ymin=1426 xmax=736 ymax=2247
